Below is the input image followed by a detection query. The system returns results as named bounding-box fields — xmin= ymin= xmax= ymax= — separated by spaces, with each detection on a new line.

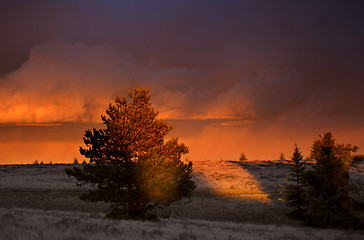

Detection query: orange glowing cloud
xmin=1 ymin=35 xmax=364 ymax=164
xmin=2 ymin=36 xmax=363 ymax=128
xmin=0 ymin=36 xmax=261 ymax=125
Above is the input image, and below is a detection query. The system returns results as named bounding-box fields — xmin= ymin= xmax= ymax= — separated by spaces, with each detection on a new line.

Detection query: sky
xmin=1 ymin=0 xmax=364 ymax=164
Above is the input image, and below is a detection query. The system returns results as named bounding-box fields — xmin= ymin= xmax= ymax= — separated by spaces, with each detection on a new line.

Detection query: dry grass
xmin=0 ymin=164 xmax=83 ymax=190
xmin=1 ymin=207 xmax=363 ymax=240
xmin=192 ymin=160 xmax=272 ymax=202
xmin=0 ymin=160 xmax=363 ymax=239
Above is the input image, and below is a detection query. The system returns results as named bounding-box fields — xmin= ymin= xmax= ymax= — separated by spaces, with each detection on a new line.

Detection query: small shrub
xmin=33 ymin=160 xmax=39 ymax=165
xmin=73 ymin=158 xmax=79 ymax=164
xmin=279 ymin=153 xmax=286 ymax=162
xmin=239 ymin=153 xmax=247 ymax=161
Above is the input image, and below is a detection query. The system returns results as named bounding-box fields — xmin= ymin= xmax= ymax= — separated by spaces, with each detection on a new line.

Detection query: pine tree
xmin=279 ymin=153 xmax=286 ymax=162
xmin=280 ymin=144 xmax=306 ymax=218
xmin=303 ymin=132 xmax=359 ymax=228
xmin=66 ymin=88 xmax=196 ymax=220
xmin=239 ymin=153 xmax=247 ymax=161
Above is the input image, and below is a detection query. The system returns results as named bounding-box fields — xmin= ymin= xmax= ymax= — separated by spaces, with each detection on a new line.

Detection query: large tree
xmin=66 ymin=88 xmax=196 ymax=220
xmin=303 ymin=132 xmax=359 ymax=228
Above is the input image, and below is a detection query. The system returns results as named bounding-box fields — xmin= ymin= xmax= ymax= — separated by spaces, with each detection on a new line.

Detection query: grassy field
xmin=0 ymin=160 xmax=363 ymax=239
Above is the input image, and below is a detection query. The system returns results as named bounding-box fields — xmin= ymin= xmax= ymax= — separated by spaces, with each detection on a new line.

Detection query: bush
xmin=239 ymin=153 xmax=247 ymax=161
xmin=279 ymin=153 xmax=286 ymax=162
xmin=66 ymin=88 xmax=196 ymax=220
xmin=73 ymin=158 xmax=79 ymax=164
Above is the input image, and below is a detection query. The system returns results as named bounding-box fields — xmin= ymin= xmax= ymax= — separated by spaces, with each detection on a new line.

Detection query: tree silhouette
xmin=280 ymin=144 xmax=306 ymax=218
xmin=279 ymin=153 xmax=286 ymax=162
xmin=66 ymin=88 xmax=196 ymax=220
xmin=303 ymin=132 xmax=360 ymax=228
xmin=239 ymin=153 xmax=247 ymax=161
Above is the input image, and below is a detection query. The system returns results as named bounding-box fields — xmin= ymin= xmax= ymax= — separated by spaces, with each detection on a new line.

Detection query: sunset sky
xmin=1 ymin=1 xmax=364 ymax=164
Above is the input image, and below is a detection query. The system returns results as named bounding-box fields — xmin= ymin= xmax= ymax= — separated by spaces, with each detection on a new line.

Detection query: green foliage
xmin=302 ymin=132 xmax=360 ymax=228
xmin=279 ymin=145 xmax=306 ymax=218
xmin=65 ymin=88 xmax=196 ymax=220
xmin=239 ymin=153 xmax=247 ymax=161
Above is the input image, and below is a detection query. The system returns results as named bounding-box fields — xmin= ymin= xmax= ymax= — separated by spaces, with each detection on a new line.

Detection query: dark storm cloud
xmin=1 ymin=0 xmax=364 ymax=124
xmin=2 ymin=0 xmax=363 ymax=69
xmin=2 ymin=0 xmax=364 ymax=163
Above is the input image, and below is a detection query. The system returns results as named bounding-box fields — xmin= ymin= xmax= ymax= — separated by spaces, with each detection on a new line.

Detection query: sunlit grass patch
xmin=0 ymin=160 xmax=362 ymax=231
xmin=192 ymin=160 xmax=272 ymax=202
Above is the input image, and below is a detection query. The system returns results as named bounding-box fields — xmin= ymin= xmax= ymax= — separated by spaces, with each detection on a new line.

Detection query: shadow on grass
xmin=0 ymin=162 xmax=299 ymax=226
xmin=227 ymin=160 xmax=289 ymax=201
xmin=0 ymin=188 xmax=109 ymax=213
xmin=161 ymin=160 xmax=298 ymax=226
